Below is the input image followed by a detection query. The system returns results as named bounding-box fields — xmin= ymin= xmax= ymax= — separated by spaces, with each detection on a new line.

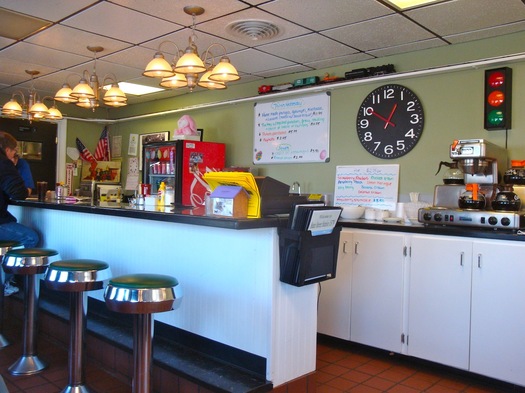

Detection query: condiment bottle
xmin=157 ymin=181 xmax=166 ymax=207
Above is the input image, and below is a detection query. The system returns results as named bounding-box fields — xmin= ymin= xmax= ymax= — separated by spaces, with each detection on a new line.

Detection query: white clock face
xmin=356 ymin=84 xmax=424 ymax=159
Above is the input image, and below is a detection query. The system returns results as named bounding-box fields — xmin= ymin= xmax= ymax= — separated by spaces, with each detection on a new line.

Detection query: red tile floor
xmin=1 ymin=315 xmax=525 ymax=392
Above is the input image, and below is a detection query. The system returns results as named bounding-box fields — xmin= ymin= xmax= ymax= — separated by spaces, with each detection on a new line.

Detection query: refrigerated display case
xmin=142 ymin=140 xmax=225 ymax=207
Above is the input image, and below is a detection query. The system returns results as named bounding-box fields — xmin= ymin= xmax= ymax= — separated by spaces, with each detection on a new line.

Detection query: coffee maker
xmin=433 ymin=139 xmax=507 ymax=208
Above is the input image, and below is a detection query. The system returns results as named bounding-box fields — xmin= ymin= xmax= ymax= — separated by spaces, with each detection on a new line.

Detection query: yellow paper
xmin=203 ymin=172 xmax=261 ymax=218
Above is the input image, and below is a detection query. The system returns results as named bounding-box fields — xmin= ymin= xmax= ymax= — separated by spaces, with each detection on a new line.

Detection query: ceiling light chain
xmin=54 ymin=46 xmax=128 ymax=111
xmin=1 ymin=70 xmax=63 ymax=122
xmin=143 ymin=5 xmax=240 ymax=92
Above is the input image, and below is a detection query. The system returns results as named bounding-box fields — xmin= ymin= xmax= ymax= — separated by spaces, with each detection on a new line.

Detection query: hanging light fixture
xmin=143 ymin=6 xmax=240 ymax=92
xmin=1 ymin=70 xmax=63 ymax=121
xmin=55 ymin=46 xmax=127 ymax=111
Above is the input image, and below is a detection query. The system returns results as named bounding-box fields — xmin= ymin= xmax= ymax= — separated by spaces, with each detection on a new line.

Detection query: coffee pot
xmin=435 ymin=161 xmax=464 ymax=185
xmin=492 ymin=185 xmax=521 ymax=211
xmin=458 ymin=184 xmax=486 ymax=210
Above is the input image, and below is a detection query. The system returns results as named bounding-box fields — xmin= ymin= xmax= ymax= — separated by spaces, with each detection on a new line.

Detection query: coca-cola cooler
xmin=142 ymin=140 xmax=225 ymax=207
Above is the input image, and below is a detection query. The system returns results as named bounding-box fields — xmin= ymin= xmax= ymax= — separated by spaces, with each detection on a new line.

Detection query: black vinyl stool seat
xmin=45 ymin=259 xmax=111 ymax=393
xmin=0 ymin=240 xmax=22 ymax=348
xmin=104 ymin=274 xmax=179 ymax=393
xmin=2 ymin=247 xmax=58 ymax=375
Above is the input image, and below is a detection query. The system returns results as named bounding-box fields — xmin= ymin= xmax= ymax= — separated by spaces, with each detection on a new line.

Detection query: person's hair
xmin=0 ymin=131 xmax=18 ymax=151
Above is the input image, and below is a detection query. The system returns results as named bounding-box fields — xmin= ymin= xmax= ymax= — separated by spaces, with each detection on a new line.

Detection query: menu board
xmin=253 ymin=92 xmax=330 ymax=164
xmin=334 ymin=165 xmax=400 ymax=210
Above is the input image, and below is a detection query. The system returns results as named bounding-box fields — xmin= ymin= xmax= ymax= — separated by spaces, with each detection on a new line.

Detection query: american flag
xmin=76 ymin=137 xmax=97 ymax=163
xmin=94 ymin=126 xmax=111 ymax=162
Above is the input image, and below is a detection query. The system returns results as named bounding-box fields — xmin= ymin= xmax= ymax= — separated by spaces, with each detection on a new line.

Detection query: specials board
xmin=253 ymin=92 xmax=330 ymax=164
xmin=334 ymin=165 xmax=399 ymax=210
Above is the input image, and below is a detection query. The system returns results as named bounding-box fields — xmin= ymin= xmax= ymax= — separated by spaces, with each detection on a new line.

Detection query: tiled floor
xmin=316 ymin=335 xmax=525 ymax=393
xmin=2 ymin=316 xmax=525 ymax=392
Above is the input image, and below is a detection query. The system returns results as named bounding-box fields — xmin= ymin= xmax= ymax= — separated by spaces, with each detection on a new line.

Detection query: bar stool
xmin=2 ymin=247 xmax=58 ymax=375
xmin=45 ymin=259 xmax=111 ymax=393
xmin=0 ymin=240 xmax=22 ymax=348
xmin=104 ymin=274 xmax=179 ymax=393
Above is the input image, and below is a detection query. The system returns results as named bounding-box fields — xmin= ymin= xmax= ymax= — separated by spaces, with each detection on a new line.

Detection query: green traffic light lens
xmin=487 ymin=109 xmax=504 ymax=126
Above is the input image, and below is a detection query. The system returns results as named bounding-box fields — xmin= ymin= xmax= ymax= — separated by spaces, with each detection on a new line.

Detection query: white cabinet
xmin=350 ymin=230 xmax=406 ymax=353
xmin=470 ymin=239 xmax=525 ymax=386
xmin=408 ymin=235 xmax=472 ymax=370
xmin=317 ymin=230 xmax=353 ymax=340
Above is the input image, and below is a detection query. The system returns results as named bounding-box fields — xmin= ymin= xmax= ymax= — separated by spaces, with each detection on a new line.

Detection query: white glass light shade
xmin=54 ymin=84 xmax=78 ymax=103
xmin=28 ymin=101 xmax=49 ymax=116
xmin=209 ymin=57 xmax=240 ymax=82
xmin=45 ymin=106 xmax=63 ymax=120
xmin=2 ymin=99 xmax=23 ymax=117
xmin=76 ymin=97 xmax=99 ymax=109
xmin=103 ymin=83 xmax=127 ymax=103
xmin=105 ymin=100 xmax=127 ymax=108
xmin=198 ymin=71 xmax=226 ymax=90
xmin=143 ymin=52 xmax=175 ymax=78
xmin=174 ymin=50 xmax=206 ymax=74
xmin=160 ymin=73 xmax=188 ymax=88
xmin=71 ymin=79 xmax=95 ymax=99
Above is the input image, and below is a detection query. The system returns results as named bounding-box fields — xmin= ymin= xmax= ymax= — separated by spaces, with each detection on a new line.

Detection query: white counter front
xmin=9 ymin=204 xmax=318 ymax=387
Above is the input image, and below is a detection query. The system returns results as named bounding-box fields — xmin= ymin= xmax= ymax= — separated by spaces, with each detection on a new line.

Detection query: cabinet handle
xmin=478 ymin=254 xmax=482 ymax=268
xmin=460 ymin=252 xmax=464 ymax=266
xmin=343 ymin=241 xmax=349 ymax=254
xmin=354 ymin=241 xmax=359 ymax=255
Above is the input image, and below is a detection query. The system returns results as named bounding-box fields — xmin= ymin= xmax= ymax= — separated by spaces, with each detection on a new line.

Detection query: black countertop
xmin=11 ymin=198 xmax=525 ymax=241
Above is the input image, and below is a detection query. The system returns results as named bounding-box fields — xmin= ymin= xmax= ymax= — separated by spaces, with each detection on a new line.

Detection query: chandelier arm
xmin=157 ymin=40 xmax=183 ymax=62
xmin=202 ymin=43 xmax=228 ymax=65
xmin=11 ymin=91 xmax=26 ymax=105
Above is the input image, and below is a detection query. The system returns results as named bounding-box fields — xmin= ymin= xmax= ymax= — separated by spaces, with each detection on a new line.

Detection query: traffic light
xmin=484 ymin=67 xmax=512 ymax=130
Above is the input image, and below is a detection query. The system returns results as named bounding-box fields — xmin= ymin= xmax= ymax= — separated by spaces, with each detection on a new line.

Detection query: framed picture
xmin=139 ymin=131 xmax=169 ymax=170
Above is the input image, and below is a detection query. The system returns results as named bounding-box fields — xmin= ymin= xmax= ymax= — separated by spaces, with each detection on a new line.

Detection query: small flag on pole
xmin=94 ymin=126 xmax=111 ymax=161
xmin=76 ymin=137 xmax=97 ymax=163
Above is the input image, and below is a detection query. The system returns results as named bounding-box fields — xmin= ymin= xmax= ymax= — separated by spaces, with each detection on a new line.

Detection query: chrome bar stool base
xmin=8 ymin=354 xmax=47 ymax=375
xmin=45 ymin=259 xmax=111 ymax=393
xmin=3 ymin=248 xmax=58 ymax=375
xmin=104 ymin=274 xmax=179 ymax=393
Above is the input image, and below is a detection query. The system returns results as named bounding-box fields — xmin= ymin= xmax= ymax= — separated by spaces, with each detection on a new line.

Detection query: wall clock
xmin=356 ymin=84 xmax=424 ymax=159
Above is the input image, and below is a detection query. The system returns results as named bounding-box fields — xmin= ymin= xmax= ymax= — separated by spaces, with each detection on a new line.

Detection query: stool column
xmin=0 ymin=240 xmax=22 ymax=348
xmin=10 ymin=273 xmax=46 ymax=375
xmin=133 ymin=314 xmax=154 ymax=393
xmin=67 ymin=292 xmax=88 ymax=393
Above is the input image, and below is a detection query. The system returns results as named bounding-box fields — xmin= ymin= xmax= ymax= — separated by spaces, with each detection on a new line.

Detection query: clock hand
xmin=383 ymin=103 xmax=398 ymax=130
xmin=370 ymin=109 xmax=395 ymax=128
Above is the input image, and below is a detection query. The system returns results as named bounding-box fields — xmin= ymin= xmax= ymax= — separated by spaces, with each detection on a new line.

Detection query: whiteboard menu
xmin=334 ymin=165 xmax=400 ymax=210
xmin=253 ymin=92 xmax=330 ymax=164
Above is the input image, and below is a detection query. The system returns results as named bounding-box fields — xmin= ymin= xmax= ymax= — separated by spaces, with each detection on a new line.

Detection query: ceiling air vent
xmin=226 ymin=20 xmax=281 ymax=41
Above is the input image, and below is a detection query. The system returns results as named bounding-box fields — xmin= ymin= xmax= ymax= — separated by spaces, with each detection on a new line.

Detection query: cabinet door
xmin=408 ymin=235 xmax=472 ymax=370
xmin=350 ymin=231 xmax=405 ymax=353
xmin=317 ymin=230 xmax=353 ymax=340
xmin=470 ymin=240 xmax=525 ymax=386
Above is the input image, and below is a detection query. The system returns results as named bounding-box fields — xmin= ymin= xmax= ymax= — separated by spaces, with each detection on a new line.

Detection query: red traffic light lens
xmin=487 ymin=71 xmax=505 ymax=87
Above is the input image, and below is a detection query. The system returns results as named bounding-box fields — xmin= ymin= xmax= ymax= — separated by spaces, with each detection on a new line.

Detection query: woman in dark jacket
xmin=0 ymin=131 xmax=39 ymax=247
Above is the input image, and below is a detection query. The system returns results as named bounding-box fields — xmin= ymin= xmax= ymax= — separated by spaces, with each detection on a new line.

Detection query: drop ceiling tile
xmin=256 ymin=64 xmax=313 ymax=78
xmin=323 ymin=14 xmax=435 ymax=51
xmin=305 ymin=53 xmax=375 ymax=71
xmin=102 ymin=46 xmax=159 ymax=71
xmin=197 ymin=8 xmax=311 ymax=47
xmin=0 ymin=37 xmax=14 ymax=49
xmin=367 ymin=38 xmax=446 ymax=58
xmin=407 ymin=0 xmax=525 ymax=37
xmin=227 ymin=49 xmax=296 ymax=74
xmin=1 ymin=42 xmax=90 ymax=70
xmin=260 ymin=0 xmax=393 ymax=31
xmin=0 ymin=0 xmax=97 ymax=22
xmin=444 ymin=21 xmax=525 ymax=44
xmin=61 ymin=2 xmax=181 ymax=44
xmin=25 ymin=25 xmax=132 ymax=56
xmin=258 ymin=34 xmax=358 ymax=64
xmin=109 ymin=0 xmax=248 ymax=24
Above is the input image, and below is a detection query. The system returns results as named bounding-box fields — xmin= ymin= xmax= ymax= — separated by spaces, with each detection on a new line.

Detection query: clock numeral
xmin=359 ymin=119 xmax=369 ymax=128
xmin=384 ymin=88 xmax=394 ymax=100
xmin=410 ymin=114 xmax=420 ymax=124
xmin=405 ymin=129 xmax=416 ymax=138
xmin=397 ymin=140 xmax=406 ymax=151
xmin=363 ymin=131 xmax=373 ymax=142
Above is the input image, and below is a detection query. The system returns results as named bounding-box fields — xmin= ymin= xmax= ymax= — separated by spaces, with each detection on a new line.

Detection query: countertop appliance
xmin=418 ymin=206 xmax=525 ymax=230
xmin=142 ymin=140 xmax=225 ymax=207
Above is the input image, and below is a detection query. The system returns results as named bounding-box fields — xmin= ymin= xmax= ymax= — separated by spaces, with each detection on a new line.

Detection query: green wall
xmin=61 ymin=31 xmax=525 ymax=199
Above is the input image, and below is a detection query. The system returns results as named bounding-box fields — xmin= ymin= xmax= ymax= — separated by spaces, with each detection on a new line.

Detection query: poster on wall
xmin=333 ymin=165 xmax=399 ymax=211
xmin=253 ymin=92 xmax=330 ymax=164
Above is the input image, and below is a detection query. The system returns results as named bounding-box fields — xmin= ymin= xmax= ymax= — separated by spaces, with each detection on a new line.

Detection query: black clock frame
xmin=356 ymin=84 xmax=424 ymax=159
